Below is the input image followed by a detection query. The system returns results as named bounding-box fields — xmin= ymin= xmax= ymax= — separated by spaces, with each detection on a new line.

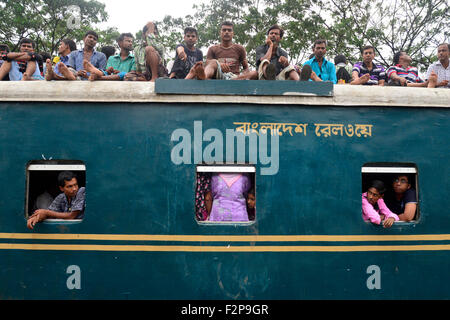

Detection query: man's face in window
xmin=60 ymin=178 xmax=79 ymax=199
xmin=392 ymin=175 xmax=411 ymax=194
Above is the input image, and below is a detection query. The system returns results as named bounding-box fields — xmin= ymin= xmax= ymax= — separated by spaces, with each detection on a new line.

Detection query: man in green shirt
xmin=85 ymin=33 xmax=136 ymax=81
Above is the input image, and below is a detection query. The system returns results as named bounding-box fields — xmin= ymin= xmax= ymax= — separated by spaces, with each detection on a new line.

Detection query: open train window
xmin=26 ymin=160 xmax=86 ymax=224
xmin=362 ymin=163 xmax=419 ymax=224
xmin=195 ymin=164 xmax=256 ymax=225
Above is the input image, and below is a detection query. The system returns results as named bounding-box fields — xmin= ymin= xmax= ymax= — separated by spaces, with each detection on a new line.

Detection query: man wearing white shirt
xmin=427 ymin=43 xmax=450 ymax=88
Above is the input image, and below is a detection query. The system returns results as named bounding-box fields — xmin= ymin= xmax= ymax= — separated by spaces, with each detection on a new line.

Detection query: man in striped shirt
xmin=387 ymin=51 xmax=427 ymax=87
xmin=351 ymin=45 xmax=385 ymax=86
xmin=426 ymin=43 xmax=450 ymax=88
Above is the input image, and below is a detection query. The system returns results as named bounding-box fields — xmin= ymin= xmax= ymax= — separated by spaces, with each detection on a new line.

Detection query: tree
xmin=155 ymin=0 xmax=449 ymax=71
xmin=317 ymin=0 xmax=450 ymax=69
xmin=0 ymin=0 xmax=109 ymax=54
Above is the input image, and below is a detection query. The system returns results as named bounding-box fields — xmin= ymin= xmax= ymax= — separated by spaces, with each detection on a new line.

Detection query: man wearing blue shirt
xmin=65 ymin=30 xmax=107 ymax=80
xmin=45 ymin=39 xmax=76 ymax=80
xmin=303 ymin=39 xmax=337 ymax=84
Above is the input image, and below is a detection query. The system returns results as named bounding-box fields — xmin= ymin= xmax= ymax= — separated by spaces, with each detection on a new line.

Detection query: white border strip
xmin=361 ymin=167 xmax=417 ymax=173
xmin=28 ymin=164 xmax=86 ymax=171
xmin=196 ymin=166 xmax=256 ymax=173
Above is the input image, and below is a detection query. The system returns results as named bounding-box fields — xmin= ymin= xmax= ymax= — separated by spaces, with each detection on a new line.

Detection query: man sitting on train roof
xmin=351 ymin=45 xmax=386 ymax=86
xmin=0 ymin=44 xmax=10 ymax=81
xmin=241 ymin=24 xmax=301 ymax=80
xmin=84 ymin=33 xmax=136 ymax=81
xmin=45 ymin=39 xmax=77 ymax=81
xmin=384 ymin=174 xmax=417 ymax=222
xmin=62 ymin=30 xmax=107 ymax=80
xmin=0 ymin=38 xmax=44 ymax=81
xmin=185 ymin=21 xmax=250 ymax=80
xmin=426 ymin=43 xmax=450 ymax=89
xmin=302 ymin=39 xmax=337 ymax=84
xmin=169 ymin=27 xmax=203 ymax=79
xmin=27 ymin=171 xmax=85 ymax=230
xmin=386 ymin=51 xmax=430 ymax=87
xmin=124 ymin=21 xmax=168 ymax=82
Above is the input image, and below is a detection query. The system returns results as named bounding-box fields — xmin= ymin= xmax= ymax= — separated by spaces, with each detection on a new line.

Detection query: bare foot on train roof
xmin=83 ymin=59 xmax=103 ymax=77
xmin=21 ymin=72 xmax=30 ymax=81
xmin=194 ymin=61 xmax=206 ymax=80
xmin=45 ymin=59 xmax=54 ymax=81
xmin=57 ymin=62 xmax=76 ymax=80
xmin=89 ymin=72 xmax=101 ymax=81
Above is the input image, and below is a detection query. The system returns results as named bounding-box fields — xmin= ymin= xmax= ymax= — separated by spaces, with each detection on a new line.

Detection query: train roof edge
xmin=0 ymin=80 xmax=449 ymax=108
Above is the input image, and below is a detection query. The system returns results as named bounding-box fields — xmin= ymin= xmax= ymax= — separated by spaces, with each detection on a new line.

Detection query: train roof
xmin=0 ymin=80 xmax=449 ymax=108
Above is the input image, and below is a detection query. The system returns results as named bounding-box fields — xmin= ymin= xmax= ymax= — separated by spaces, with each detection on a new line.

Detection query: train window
xmin=361 ymin=163 xmax=419 ymax=225
xmin=195 ymin=165 xmax=256 ymax=225
xmin=26 ymin=160 xmax=86 ymax=225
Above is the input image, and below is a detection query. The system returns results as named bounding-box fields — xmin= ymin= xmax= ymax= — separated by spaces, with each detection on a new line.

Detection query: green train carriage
xmin=0 ymin=80 xmax=449 ymax=299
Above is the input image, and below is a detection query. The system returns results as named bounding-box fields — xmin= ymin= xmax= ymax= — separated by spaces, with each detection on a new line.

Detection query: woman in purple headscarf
xmin=206 ymin=173 xmax=251 ymax=222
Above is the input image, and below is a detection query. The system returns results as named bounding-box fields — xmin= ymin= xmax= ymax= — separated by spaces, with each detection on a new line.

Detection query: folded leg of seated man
xmin=21 ymin=60 xmax=37 ymax=81
xmin=0 ymin=60 xmax=11 ymax=80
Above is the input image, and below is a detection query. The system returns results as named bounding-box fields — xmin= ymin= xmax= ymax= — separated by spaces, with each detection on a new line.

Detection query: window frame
xmin=25 ymin=160 xmax=86 ymax=224
xmin=195 ymin=164 xmax=256 ymax=226
xmin=361 ymin=162 xmax=420 ymax=225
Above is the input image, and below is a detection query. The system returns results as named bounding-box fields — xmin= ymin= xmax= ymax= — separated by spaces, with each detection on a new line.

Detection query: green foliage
xmin=154 ymin=0 xmax=449 ymax=71
xmin=0 ymin=0 xmax=108 ymax=54
xmin=1 ymin=0 xmax=448 ymax=72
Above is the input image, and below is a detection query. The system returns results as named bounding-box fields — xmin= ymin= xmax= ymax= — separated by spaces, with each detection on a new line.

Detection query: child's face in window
xmin=247 ymin=193 xmax=255 ymax=209
xmin=367 ymin=187 xmax=381 ymax=205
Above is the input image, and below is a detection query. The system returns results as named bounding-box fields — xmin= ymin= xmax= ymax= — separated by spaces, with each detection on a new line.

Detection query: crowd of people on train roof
xmin=1 ymin=21 xmax=449 ymax=88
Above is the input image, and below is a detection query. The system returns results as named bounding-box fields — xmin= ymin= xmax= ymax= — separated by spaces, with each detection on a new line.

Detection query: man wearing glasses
xmin=385 ymin=174 xmax=417 ymax=221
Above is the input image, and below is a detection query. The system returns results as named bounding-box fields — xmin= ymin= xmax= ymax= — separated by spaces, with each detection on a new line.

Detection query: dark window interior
xmin=26 ymin=160 xmax=86 ymax=218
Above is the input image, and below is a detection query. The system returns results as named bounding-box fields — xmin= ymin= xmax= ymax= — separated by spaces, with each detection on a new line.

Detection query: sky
xmin=97 ymin=0 xmax=203 ymax=34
